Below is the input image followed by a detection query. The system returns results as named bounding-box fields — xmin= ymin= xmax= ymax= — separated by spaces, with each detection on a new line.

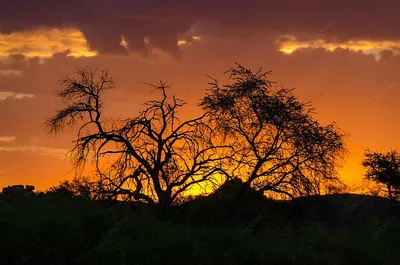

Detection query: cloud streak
xmin=0 ymin=136 xmax=16 ymax=143
xmin=276 ymin=35 xmax=400 ymax=61
xmin=0 ymin=91 xmax=35 ymax=100
xmin=0 ymin=70 xmax=22 ymax=76
xmin=0 ymin=145 xmax=69 ymax=158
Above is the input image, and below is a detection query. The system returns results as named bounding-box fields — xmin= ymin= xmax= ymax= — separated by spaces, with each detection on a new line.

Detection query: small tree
xmin=362 ymin=149 xmax=400 ymax=200
xmin=46 ymin=177 xmax=95 ymax=200
xmin=47 ymin=67 xmax=229 ymax=216
xmin=201 ymin=63 xmax=347 ymax=202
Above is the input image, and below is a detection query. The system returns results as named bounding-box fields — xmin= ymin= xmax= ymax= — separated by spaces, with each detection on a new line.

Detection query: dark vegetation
xmin=1 ymin=181 xmax=400 ymax=265
xmin=1 ymin=64 xmax=400 ymax=264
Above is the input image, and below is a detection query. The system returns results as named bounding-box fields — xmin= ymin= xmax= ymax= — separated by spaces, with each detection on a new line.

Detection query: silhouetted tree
xmin=201 ymin=64 xmax=347 ymax=202
xmin=47 ymin=67 xmax=230 ymax=216
xmin=362 ymin=149 xmax=400 ymax=200
xmin=46 ymin=182 xmax=75 ymax=199
xmin=46 ymin=177 xmax=95 ymax=200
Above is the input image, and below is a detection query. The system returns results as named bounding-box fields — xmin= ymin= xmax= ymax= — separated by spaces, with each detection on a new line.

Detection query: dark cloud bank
xmin=1 ymin=0 xmax=400 ymax=56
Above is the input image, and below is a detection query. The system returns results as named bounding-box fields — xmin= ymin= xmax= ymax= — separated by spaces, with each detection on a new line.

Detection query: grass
xmin=1 ymin=195 xmax=400 ymax=265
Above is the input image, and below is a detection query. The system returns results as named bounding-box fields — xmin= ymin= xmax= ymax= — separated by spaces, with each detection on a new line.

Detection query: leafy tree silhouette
xmin=201 ymin=63 xmax=347 ymax=205
xmin=46 ymin=183 xmax=75 ymax=199
xmin=47 ymin=67 xmax=231 ymax=217
xmin=362 ymin=149 xmax=400 ymax=200
xmin=46 ymin=177 xmax=95 ymax=200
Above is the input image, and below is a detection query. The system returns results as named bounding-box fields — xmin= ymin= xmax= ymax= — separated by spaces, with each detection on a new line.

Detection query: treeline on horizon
xmin=2 ymin=63 xmax=400 ymax=215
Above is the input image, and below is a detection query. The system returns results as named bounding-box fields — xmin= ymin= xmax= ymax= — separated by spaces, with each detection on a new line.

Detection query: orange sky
xmin=1 ymin=2 xmax=400 ymax=192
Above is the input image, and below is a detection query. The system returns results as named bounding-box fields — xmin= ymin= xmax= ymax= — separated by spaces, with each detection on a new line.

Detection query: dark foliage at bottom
xmin=1 ymin=189 xmax=400 ymax=265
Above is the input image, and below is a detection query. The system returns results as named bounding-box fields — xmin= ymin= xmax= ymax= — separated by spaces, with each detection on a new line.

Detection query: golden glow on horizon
xmin=0 ymin=28 xmax=97 ymax=58
xmin=276 ymin=35 xmax=400 ymax=60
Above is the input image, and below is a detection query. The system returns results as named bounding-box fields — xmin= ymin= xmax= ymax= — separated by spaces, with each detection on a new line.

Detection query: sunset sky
xmin=0 ymin=1 xmax=399 ymax=191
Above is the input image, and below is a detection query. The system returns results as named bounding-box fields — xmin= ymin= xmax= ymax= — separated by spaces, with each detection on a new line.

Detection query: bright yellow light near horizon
xmin=0 ymin=27 xmax=97 ymax=58
xmin=276 ymin=35 xmax=400 ymax=60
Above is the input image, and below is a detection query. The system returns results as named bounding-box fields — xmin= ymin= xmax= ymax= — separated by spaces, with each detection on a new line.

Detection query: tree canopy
xmin=47 ymin=67 xmax=230 ymax=216
xmin=362 ymin=149 xmax=400 ymax=200
xmin=201 ymin=63 xmax=347 ymax=200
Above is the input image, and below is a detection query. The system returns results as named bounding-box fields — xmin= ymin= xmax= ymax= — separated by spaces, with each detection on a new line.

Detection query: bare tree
xmin=47 ymin=67 xmax=230 ymax=216
xmin=200 ymin=63 xmax=347 ymax=203
xmin=362 ymin=149 xmax=400 ymax=200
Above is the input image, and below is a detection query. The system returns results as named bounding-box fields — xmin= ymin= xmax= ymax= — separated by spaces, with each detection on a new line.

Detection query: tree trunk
xmin=157 ymin=190 xmax=172 ymax=220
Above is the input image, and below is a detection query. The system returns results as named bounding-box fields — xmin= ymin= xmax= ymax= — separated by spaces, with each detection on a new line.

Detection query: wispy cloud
xmin=0 ymin=27 xmax=97 ymax=58
xmin=0 ymin=136 xmax=16 ymax=143
xmin=0 ymin=70 xmax=22 ymax=76
xmin=0 ymin=145 xmax=69 ymax=158
xmin=177 ymin=36 xmax=201 ymax=49
xmin=177 ymin=21 xmax=202 ymax=49
xmin=276 ymin=35 xmax=400 ymax=60
xmin=0 ymin=91 xmax=35 ymax=100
